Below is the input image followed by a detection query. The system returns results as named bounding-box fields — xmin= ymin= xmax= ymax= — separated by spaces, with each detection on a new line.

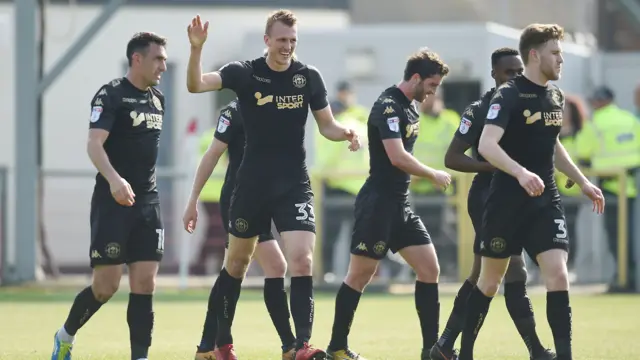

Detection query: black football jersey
xmin=89 ymin=77 xmax=165 ymax=202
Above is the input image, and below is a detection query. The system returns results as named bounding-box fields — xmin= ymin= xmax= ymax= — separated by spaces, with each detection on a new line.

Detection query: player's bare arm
xmin=479 ymin=124 xmax=544 ymax=196
xmin=383 ymin=138 xmax=451 ymax=189
xmin=312 ymin=105 xmax=360 ymax=151
xmin=183 ymin=138 xmax=228 ymax=233
xmin=186 ymin=14 xmax=223 ymax=93
xmin=554 ymin=138 xmax=588 ymax=187
xmin=444 ymin=136 xmax=494 ymax=173
xmin=87 ymin=129 xmax=135 ymax=206
xmin=555 ymin=138 xmax=605 ymax=213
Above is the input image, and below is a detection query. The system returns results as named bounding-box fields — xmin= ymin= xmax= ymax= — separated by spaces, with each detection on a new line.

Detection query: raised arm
xmin=186 ymin=15 xmax=245 ymax=93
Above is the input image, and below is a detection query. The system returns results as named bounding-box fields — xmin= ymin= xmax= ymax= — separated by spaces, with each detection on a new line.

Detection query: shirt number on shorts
xmin=295 ymin=203 xmax=315 ymax=222
xmin=554 ymin=219 xmax=567 ymax=239
xmin=156 ymin=229 xmax=165 ymax=251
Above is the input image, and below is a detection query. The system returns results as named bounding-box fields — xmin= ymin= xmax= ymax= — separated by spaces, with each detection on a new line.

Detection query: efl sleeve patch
xmin=459 ymin=117 xmax=472 ymax=134
xmin=90 ymin=106 xmax=103 ymax=123
xmin=486 ymin=104 xmax=501 ymax=120
xmin=387 ymin=117 xmax=400 ymax=132
xmin=216 ymin=116 xmax=231 ymax=133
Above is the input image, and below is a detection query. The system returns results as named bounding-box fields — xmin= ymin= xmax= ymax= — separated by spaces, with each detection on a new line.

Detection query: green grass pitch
xmin=0 ymin=288 xmax=637 ymax=359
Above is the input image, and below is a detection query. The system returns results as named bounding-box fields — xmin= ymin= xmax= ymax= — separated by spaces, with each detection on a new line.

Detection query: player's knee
xmin=91 ymin=277 xmax=120 ymax=302
xmin=414 ymin=259 xmax=440 ymax=283
xmin=543 ymin=266 xmax=569 ymax=291
xmin=226 ymin=250 xmax=253 ymax=278
xmin=345 ymin=257 xmax=378 ymax=292
xmin=504 ymin=256 xmax=528 ymax=283
xmin=477 ymin=268 xmax=505 ymax=297
xmin=262 ymin=255 xmax=287 ymax=278
xmin=91 ymin=266 xmax=122 ymax=302
xmin=288 ymin=252 xmax=313 ymax=277
xmin=129 ymin=272 xmax=157 ymax=295
xmin=467 ymin=256 xmax=482 ymax=284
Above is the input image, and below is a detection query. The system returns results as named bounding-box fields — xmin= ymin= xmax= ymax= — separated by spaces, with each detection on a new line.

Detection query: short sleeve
xmin=218 ymin=61 xmax=249 ymax=92
xmin=454 ymin=102 xmax=484 ymax=145
xmin=370 ymin=101 xmax=403 ymax=140
xmin=88 ymin=85 xmax=117 ymax=131
xmin=307 ymin=65 xmax=329 ymax=111
xmin=485 ymin=82 xmax=519 ymax=129
xmin=213 ymin=102 xmax=242 ymax=144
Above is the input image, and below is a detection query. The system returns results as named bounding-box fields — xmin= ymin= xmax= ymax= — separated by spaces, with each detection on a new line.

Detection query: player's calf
xmin=128 ymin=261 xmax=159 ymax=360
xmin=504 ymin=256 xmax=553 ymax=359
xmin=458 ymin=257 xmax=509 ymax=360
xmin=327 ymin=255 xmax=377 ymax=356
xmin=255 ymin=240 xmax=297 ymax=352
xmin=538 ymin=250 xmax=572 ymax=360
xmin=52 ymin=265 xmax=120 ymax=358
xmin=399 ymin=244 xmax=440 ymax=353
xmin=282 ymin=231 xmax=319 ymax=351
xmin=433 ymin=254 xmax=481 ymax=359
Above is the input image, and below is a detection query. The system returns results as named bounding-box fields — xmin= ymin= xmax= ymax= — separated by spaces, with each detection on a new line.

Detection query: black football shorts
xmin=351 ymin=188 xmax=431 ymax=260
xmin=228 ymin=181 xmax=315 ymax=238
xmin=89 ymin=193 xmax=164 ymax=267
xmin=480 ymin=188 xmax=569 ymax=262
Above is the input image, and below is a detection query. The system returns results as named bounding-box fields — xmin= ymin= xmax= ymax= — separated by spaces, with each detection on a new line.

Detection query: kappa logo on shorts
xmin=105 ymin=242 xmax=121 ymax=259
xmin=489 ymin=237 xmax=506 ymax=253
xmin=373 ymin=241 xmax=386 ymax=256
xmin=235 ymin=218 xmax=249 ymax=233
xmin=355 ymin=242 xmax=368 ymax=252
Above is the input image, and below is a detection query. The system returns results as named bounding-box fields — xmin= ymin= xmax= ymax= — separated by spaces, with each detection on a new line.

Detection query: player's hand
xmin=183 ymin=202 xmax=199 ymax=233
xmin=516 ymin=169 xmax=545 ymax=196
xmin=429 ymin=170 xmax=452 ymax=191
xmin=109 ymin=177 xmax=135 ymax=206
xmin=187 ymin=14 xmax=209 ymax=48
xmin=344 ymin=128 xmax=361 ymax=151
xmin=580 ymin=181 xmax=605 ymax=214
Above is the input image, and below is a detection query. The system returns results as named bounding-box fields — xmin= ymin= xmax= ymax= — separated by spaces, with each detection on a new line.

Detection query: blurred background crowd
xmin=2 ymin=0 xmax=640 ymax=293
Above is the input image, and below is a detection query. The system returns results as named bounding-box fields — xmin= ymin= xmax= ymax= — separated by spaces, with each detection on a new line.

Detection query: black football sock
xmin=438 ymin=279 xmax=474 ymax=349
xmin=415 ymin=281 xmax=440 ymax=350
xmin=198 ymin=278 xmax=220 ymax=352
xmin=547 ymin=291 xmax=572 ymax=360
xmin=264 ymin=277 xmax=296 ymax=348
xmin=504 ymin=281 xmax=546 ymax=357
xmin=62 ymin=286 xmax=105 ymax=336
xmin=127 ymin=293 xmax=154 ymax=360
xmin=328 ymin=283 xmax=362 ymax=351
xmin=290 ymin=276 xmax=315 ymax=349
xmin=215 ymin=268 xmax=243 ymax=347
xmin=459 ymin=287 xmax=493 ymax=360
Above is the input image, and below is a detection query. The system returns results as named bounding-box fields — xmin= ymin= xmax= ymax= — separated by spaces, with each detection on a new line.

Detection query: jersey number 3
xmin=554 ymin=219 xmax=567 ymax=239
xmin=295 ymin=203 xmax=315 ymax=222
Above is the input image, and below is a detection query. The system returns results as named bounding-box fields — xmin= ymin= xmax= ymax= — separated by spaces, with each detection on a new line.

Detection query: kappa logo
xmin=355 ymin=242 xmax=368 ymax=252
xmin=383 ymin=106 xmax=395 ymax=115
